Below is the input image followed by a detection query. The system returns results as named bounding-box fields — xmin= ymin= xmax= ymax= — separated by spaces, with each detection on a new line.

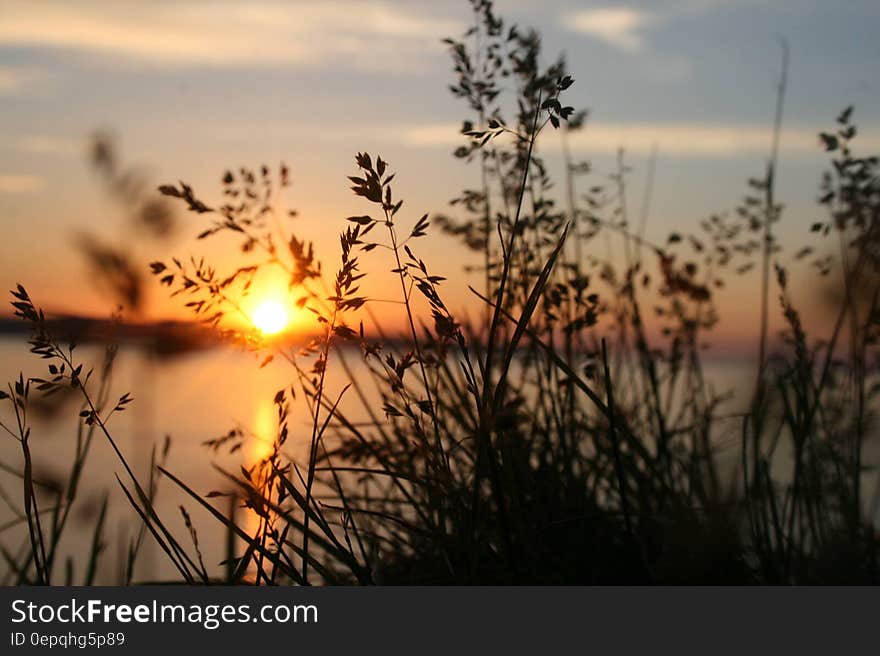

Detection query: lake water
xmin=0 ymin=336 xmax=875 ymax=583
xmin=0 ymin=336 xmax=380 ymax=583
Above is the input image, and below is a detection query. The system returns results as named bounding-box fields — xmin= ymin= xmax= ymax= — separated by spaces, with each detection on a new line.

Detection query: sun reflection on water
xmin=243 ymin=396 xmax=278 ymax=542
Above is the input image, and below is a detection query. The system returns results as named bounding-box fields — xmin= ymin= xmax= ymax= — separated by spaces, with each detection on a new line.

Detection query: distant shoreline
xmin=0 ymin=314 xmax=222 ymax=356
xmin=0 ymin=314 xmax=767 ymax=363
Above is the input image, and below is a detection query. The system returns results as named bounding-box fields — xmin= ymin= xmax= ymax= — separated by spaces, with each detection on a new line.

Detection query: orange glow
xmin=251 ymin=299 xmax=289 ymax=335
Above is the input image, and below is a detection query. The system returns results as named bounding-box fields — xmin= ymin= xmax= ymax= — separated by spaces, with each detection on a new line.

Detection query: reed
xmin=2 ymin=0 xmax=877 ymax=584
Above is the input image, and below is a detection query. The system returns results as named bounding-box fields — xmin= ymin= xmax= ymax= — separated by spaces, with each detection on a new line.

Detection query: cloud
xmin=0 ymin=1 xmax=461 ymax=72
xmin=0 ymin=66 xmax=45 ymax=94
xmin=564 ymin=123 xmax=830 ymax=156
xmin=0 ymin=68 xmax=23 ymax=93
xmin=401 ymin=121 xmax=880 ymax=157
xmin=565 ymin=8 xmax=654 ymax=52
xmin=16 ymin=135 xmax=84 ymax=156
xmin=0 ymin=174 xmax=44 ymax=193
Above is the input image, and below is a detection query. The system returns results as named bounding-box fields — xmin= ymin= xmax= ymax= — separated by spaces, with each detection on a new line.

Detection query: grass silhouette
xmin=2 ymin=0 xmax=878 ymax=584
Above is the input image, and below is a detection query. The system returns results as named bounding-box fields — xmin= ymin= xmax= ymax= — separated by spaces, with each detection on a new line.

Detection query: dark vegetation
xmin=2 ymin=1 xmax=878 ymax=584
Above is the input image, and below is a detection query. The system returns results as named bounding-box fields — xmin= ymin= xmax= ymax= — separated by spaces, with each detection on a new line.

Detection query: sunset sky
xmin=2 ymin=0 xmax=879 ymax=347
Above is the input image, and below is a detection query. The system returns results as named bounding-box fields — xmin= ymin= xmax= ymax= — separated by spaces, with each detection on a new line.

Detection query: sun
xmin=251 ymin=299 xmax=289 ymax=335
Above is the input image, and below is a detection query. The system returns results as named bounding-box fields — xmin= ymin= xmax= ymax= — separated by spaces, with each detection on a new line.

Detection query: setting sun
xmin=251 ymin=299 xmax=289 ymax=335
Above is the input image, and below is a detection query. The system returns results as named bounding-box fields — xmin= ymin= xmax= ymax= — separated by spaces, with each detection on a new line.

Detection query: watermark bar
xmin=1 ymin=587 xmax=877 ymax=654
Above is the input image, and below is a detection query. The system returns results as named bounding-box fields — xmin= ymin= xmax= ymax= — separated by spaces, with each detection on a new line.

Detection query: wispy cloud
xmin=16 ymin=135 xmax=84 ymax=156
xmin=0 ymin=174 xmax=44 ymax=193
xmin=0 ymin=66 xmax=45 ymax=94
xmin=0 ymin=1 xmax=461 ymax=72
xmin=564 ymin=7 xmax=654 ymax=52
xmin=0 ymin=68 xmax=23 ymax=93
xmin=564 ymin=122 xmax=880 ymax=156
xmin=401 ymin=121 xmax=880 ymax=157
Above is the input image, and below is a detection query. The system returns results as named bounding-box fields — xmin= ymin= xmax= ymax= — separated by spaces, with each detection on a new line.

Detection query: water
xmin=0 ymin=336 xmax=875 ymax=582
xmin=0 ymin=336 xmax=384 ymax=582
